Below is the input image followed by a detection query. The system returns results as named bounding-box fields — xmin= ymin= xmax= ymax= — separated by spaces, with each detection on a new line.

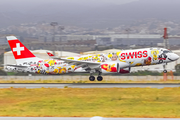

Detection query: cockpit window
xmin=163 ymin=50 xmax=172 ymax=54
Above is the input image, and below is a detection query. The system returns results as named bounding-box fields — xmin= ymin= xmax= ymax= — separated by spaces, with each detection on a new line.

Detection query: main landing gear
xmin=89 ymin=72 xmax=103 ymax=81
xmin=97 ymin=76 xmax=103 ymax=81
xmin=89 ymin=76 xmax=103 ymax=81
xmin=89 ymin=76 xmax=95 ymax=81
xmin=97 ymin=72 xmax=103 ymax=81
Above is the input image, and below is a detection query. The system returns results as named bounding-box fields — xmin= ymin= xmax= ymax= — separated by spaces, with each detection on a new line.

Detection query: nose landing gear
xmin=163 ymin=63 xmax=167 ymax=73
xmin=163 ymin=70 xmax=167 ymax=73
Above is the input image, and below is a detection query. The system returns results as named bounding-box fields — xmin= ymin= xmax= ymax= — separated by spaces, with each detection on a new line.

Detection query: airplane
xmin=5 ymin=36 xmax=179 ymax=81
xmin=47 ymin=52 xmax=54 ymax=57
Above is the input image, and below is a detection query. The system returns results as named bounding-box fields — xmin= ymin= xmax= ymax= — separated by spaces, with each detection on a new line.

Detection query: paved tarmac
xmin=0 ymin=117 xmax=179 ymax=120
xmin=0 ymin=83 xmax=180 ymax=88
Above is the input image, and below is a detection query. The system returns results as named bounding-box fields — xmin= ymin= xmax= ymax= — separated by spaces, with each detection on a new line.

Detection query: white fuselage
xmin=5 ymin=48 xmax=179 ymax=75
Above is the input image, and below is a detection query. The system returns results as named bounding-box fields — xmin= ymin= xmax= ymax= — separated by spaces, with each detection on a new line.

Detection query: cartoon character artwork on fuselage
xmin=5 ymin=36 xmax=179 ymax=81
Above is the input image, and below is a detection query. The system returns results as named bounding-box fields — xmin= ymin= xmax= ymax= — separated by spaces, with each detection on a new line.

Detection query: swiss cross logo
xmin=8 ymin=39 xmax=35 ymax=59
xmin=13 ymin=43 xmax=24 ymax=55
xmin=47 ymin=52 xmax=54 ymax=56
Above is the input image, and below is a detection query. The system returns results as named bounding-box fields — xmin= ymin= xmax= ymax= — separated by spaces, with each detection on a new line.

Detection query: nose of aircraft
xmin=172 ymin=53 xmax=179 ymax=61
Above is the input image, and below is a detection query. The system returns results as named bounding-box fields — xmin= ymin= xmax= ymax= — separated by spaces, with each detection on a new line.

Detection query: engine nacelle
xmin=101 ymin=62 xmax=130 ymax=74
xmin=119 ymin=67 xmax=131 ymax=74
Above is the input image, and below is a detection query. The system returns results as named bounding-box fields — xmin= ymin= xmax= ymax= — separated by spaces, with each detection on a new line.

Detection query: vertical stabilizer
xmin=6 ymin=36 xmax=42 ymax=65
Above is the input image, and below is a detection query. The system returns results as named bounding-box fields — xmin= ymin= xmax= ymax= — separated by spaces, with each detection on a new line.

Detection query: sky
xmin=0 ymin=0 xmax=139 ymax=5
xmin=0 ymin=0 xmax=180 ymax=28
xmin=0 ymin=0 xmax=140 ymax=13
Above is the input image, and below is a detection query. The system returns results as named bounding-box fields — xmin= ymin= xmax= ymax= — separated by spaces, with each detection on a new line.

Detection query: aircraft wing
xmin=53 ymin=58 xmax=101 ymax=71
xmin=4 ymin=64 xmax=29 ymax=68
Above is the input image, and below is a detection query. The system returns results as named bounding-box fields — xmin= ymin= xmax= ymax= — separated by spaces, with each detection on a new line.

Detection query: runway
xmin=0 ymin=117 xmax=179 ymax=120
xmin=0 ymin=83 xmax=180 ymax=88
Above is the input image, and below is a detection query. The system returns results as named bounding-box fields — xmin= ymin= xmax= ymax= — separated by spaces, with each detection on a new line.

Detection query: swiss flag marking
xmin=47 ymin=52 xmax=54 ymax=56
xmin=8 ymin=39 xmax=35 ymax=59
xmin=13 ymin=43 xmax=24 ymax=55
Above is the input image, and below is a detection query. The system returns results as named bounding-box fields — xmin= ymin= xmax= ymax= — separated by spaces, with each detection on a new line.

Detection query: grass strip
xmin=0 ymin=87 xmax=180 ymax=117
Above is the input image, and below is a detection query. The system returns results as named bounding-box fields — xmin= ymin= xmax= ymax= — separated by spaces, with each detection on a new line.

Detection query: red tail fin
xmin=6 ymin=36 xmax=36 ymax=59
xmin=47 ymin=52 xmax=54 ymax=57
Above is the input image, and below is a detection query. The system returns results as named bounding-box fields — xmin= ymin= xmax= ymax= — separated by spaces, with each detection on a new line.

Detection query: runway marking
xmin=0 ymin=83 xmax=180 ymax=88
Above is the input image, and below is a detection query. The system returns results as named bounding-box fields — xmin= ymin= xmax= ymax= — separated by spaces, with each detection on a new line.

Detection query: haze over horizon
xmin=0 ymin=0 xmax=180 ymax=28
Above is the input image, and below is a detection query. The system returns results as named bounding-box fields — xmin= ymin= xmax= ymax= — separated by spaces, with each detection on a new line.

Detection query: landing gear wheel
xmin=163 ymin=70 xmax=167 ymax=73
xmin=97 ymin=76 xmax=103 ymax=81
xmin=159 ymin=60 xmax=163 ymax=64
xmin=89 ymin=76 xmax=95 ymax=81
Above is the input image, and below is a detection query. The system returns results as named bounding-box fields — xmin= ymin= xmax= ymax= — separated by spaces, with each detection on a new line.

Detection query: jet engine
xmin=117 ymin=62 xmax=131 ymax=74
xmin=101 ymin=62 xmax=130 ymax=74
xmin=119 ymin=67 xmax=131 ymax=74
